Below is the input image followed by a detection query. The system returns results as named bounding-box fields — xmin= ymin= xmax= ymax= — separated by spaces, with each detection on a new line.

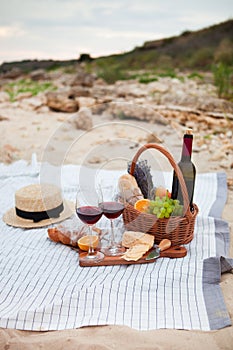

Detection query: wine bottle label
xmin=182 ymin=135 xmax=193 ymax=159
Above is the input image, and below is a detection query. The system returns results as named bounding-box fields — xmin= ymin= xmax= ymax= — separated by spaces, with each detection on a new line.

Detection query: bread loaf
xmin=118 ymin=173 xmax=143 ymax=205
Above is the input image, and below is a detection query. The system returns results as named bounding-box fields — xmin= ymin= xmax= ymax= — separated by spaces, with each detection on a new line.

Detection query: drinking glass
xmin=99 ymin=185 xmax=125 ymax=256
xmin=76 ymin=187 xmax=104 ymax=263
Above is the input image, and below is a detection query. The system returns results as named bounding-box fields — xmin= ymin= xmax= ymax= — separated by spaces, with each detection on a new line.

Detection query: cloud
xmin=0 ymin=0 xmax=232 ymax=63
xmin=0 ymin=24 xmax=26 ymax=38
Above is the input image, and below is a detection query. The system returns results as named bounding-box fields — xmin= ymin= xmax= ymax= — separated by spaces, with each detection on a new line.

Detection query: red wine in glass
xmin=100 ymin=202 xmax=124 ymax=219
xmin=100 ymin=201 xmax=125 ymax=256
xmin=76 ymin=205 xmax=104 ymax=263
xmin=76 ymin=206 xmax=103 ymax=225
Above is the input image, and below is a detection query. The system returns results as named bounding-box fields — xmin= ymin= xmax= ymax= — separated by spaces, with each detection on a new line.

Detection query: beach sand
xmin=0 ymin=102 xmax=232 ymax=350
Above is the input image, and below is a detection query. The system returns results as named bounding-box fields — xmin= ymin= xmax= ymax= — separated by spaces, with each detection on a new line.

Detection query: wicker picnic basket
xmin=122 ymin=143 xmax=199 ymax=246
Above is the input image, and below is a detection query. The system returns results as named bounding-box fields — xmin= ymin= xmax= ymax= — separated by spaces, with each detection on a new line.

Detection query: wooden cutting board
xmin=79 ymin=246 xmax=187 ymax=267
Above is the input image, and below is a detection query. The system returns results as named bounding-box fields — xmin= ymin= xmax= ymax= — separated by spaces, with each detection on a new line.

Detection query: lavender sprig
xmin=127 ymin=160 xmax=153 ymax=199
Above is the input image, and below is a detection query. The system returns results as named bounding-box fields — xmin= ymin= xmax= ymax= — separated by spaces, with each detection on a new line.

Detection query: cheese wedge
xmin=122 ymin=245 xmax=148 ymax=261
xmin=122 ymin=231 xmax=154 ymax=249
xmin=121 ymin=231 xmax=155 ymax=261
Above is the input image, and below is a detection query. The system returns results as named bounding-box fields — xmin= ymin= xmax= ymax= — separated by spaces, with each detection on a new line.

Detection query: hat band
xmin=15 ymin=202 xmax=64 ymax=222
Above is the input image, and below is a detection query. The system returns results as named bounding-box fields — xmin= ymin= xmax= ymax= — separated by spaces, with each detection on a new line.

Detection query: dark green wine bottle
xmin=171 ymin=129 xmax=196 ymax=210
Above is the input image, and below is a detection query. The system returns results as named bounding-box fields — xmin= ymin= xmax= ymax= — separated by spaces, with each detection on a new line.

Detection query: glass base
xmin=101 ymin=246 xmax=126 ymax=256
xmin=79 ymin=251 xmax=105 ymax=263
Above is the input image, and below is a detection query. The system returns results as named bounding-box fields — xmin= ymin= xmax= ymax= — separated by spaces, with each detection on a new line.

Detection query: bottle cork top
xmin=185 ymin=129 xmax=193 ymax=135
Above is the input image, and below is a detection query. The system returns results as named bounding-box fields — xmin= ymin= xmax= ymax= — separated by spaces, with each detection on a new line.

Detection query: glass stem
xmin=110 ymin=219 xmax=117 ymax=248
xmin=87 ymin=225 xmax=95 ymax=256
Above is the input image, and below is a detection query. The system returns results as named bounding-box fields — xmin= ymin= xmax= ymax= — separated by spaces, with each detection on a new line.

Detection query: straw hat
xmin=3 ymin=184 xmax=74 ymax=228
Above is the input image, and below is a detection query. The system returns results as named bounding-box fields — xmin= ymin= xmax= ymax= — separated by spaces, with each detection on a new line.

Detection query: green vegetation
xmin=0 ymin=20 xmax=232 ymax=101
xmin=187 ymin=72 xmax=204 ymax=80
xmin=84 ymin=20 xmax=233 ymax=93
xmin=4 ymin=79 xmax=56 ymax=101
xmin=91 ymin=63 xmax=187 ymax=84
xmin=203 ymin=134 xmax=212 ymax=140
xmin=212 ymin=63 xmax=233 ymax=99
xmin=95 ymin=64 xmax=129 ymax=84
xmin=138 ymin=76 xmax=158 ymax=84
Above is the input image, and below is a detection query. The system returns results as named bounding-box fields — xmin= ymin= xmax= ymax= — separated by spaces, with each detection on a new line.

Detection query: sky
xmin=0 ymin=0 xmax=232 ymax=64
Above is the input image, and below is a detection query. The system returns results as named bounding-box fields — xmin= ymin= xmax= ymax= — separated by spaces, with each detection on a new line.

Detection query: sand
xmin=0 ymin=104 xmax=232 ymax=350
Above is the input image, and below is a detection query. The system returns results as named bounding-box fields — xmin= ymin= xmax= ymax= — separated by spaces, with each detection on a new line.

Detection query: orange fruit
xmin=77 ymin=235 xmax=99 ymax=251
xmin=134 ymin=199 xmax=151 ymax=213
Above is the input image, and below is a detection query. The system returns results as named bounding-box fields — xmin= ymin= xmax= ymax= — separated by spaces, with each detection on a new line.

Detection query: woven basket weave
xmin=122 ymin=143 xmax=199 ymax=246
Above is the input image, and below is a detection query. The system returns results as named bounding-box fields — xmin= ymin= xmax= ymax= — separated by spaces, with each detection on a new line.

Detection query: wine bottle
xmin=171 ymin=129 xmax=196 ymax=210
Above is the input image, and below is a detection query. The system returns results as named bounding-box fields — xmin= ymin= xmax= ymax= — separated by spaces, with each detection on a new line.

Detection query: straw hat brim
xmin=3 ymin=200 xmax=75 ymax=228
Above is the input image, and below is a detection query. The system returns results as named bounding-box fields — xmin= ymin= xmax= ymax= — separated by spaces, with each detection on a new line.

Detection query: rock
xmin=46 ymin=90 xmax=79 ymax=113
xmin=227 ymin=178 xmax=233 ymax=190
xmin=37 ymin=105 xmax=50 ymax=113
xmin=91 ymin=85 xmax=116 ymax=99
xmin=0 ymin=144 xmax=20 ymax=163
xmin=210 ymin=150 xmax=228 ymax=161
xmin=0 ymin=115 xmax=9 ymax=121
xmin=72 ymin=108 xmax=93 ymax=130
xmin=30 ymin=69 xmax=49 ymax=81
xmin=15 ymin=92 xmax=33 ymax=101
xmin=0 ymin=91 xmax=10 ymax=103
xmin=18 ymin=96 xmax=45 ymax=110
xmin=146 ymin=133 xmax=163 ymax=143
xmin=148 ymin=81 xmax=169 ymax=93
xmin=2 ymin=67 xmax=22 ymax=79
xmin=75 ymin=97 xmax=96 ymax=108
xmin=115 ymin=82 xmax=148 ymax=98
xmin=108 ymin=102 xmax=168 ymax=125
xmin=94 ymin=78 xmax=107 ymax=86
xmin=70 ymin=71 xmax=96 ymax=87
xmin=87 ymin=156 xmax=105 ymax=164
xmin=69 ymin=86 xmax=90 ymax=97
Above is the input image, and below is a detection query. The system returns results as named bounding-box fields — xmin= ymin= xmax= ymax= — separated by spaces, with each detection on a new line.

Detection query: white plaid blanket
xmin=0 ymin=159 xmax=232 ymax=331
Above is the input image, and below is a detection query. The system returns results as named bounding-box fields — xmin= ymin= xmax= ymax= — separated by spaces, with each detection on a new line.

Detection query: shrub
xmin=188 ymin=47 xmax=214 ymax=69
xmin=214 ymin=39 xmax=233 ymax=66
xmin=96 ymin=65 xmax=128 ymax=84
xmin=212 ymin=62 xmax=233 ymax=98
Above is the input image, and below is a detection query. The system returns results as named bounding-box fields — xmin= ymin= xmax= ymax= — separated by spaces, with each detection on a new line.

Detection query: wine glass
xmin=99 ymin=185 xmax=125 ymax=256
xmin=76 ymin=186 xmax=104 ymax=263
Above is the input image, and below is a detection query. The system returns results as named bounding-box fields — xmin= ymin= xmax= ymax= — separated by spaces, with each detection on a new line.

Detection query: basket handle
xmin=129 ymin=143 xmax=190 ymax=215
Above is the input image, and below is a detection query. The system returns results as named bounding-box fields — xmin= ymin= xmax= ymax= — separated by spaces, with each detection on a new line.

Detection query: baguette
xmin=118 ymin=173 xmax=143 ymax=205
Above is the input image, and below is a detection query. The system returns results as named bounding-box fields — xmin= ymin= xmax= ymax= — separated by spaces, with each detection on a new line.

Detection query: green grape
xmin=147 ymin=195 xmax=184 ymax=218
xmin=153 ymin=208 xmax=159 ymax=215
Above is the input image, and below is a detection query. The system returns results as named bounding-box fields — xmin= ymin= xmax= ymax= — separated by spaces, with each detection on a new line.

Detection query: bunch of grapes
xmin=148 ymin=196 xmax=183 ymax=219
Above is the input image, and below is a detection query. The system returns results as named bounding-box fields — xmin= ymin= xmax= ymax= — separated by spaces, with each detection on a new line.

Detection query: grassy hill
xmin=92 ymin=19 xmax=233 ymax=76
xmin=1 ymin=19 xmax=232 ymax=74
xmin=91 ymin=19 xmax=233 ymax=99
xmin=0 ymin=19 xmax=232 ymax=99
